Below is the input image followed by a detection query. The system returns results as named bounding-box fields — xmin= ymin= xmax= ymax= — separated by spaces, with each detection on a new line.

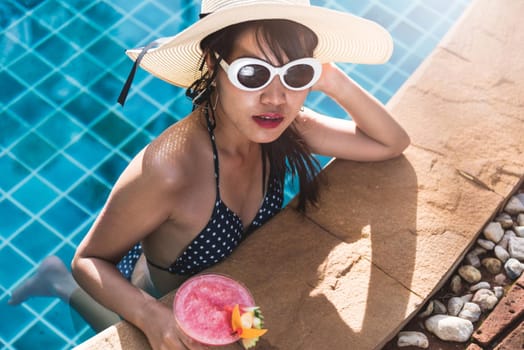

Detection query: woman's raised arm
xmin=296 ymin=63 xmax=410 ymax=161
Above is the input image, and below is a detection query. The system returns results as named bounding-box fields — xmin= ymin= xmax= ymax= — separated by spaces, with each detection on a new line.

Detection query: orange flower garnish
xmin=231 ymin=304 xmax=268 ymax=339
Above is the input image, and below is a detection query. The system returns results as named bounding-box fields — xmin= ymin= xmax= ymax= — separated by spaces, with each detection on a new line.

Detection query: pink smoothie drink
xmin=174 ymin=274 xmax=255 ymax=346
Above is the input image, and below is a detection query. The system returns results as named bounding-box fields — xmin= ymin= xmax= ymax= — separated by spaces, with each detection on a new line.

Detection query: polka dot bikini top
xmin=146 ymin=124 xmax=283 ymax=276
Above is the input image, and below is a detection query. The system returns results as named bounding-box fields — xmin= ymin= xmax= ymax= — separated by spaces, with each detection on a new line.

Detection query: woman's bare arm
xmin=296 ymin=63 xmax=410 ymax=161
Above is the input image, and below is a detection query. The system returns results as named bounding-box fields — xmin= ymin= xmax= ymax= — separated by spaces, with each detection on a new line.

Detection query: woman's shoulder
xmin=140 ymin=112 xmax=210 ymax=189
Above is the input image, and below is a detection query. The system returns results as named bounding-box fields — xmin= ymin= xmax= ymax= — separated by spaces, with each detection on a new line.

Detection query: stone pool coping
xmin=74 ymin=0 xmax=524 ymax=348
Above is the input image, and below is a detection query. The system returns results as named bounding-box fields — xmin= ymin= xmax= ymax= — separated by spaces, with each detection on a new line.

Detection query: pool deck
xmin=74 ymin=0 xmax=524 ymax=349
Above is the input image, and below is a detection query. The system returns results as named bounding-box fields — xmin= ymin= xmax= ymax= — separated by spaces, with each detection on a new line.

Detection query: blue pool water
xmin=1 ymin=0 xmax=470 ymax=348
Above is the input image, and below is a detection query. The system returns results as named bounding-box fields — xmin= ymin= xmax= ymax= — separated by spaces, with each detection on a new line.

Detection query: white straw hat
xmin=125 ymin=0 xmax=393 ymax=89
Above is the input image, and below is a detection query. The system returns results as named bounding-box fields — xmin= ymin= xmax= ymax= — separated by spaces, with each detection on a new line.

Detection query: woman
xmin=10 ymin=1 xmax=409 ymax=349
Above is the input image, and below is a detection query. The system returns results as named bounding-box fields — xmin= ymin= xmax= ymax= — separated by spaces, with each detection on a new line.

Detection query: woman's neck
xmin=207 ymin=106 xmax=258 ymax=159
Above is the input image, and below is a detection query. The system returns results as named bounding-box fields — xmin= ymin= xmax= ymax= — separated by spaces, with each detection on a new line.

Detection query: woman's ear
xmin=204 ymin=51 xmax=216 ymax=73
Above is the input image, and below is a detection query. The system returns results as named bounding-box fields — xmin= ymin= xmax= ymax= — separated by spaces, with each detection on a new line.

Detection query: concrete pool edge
xmin=74 ymin=0 xmax=524 ymax=348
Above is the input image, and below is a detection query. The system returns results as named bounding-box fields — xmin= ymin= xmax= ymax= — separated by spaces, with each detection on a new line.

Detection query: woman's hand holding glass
xmin=140 ymin=302 xmax=211 ymax=350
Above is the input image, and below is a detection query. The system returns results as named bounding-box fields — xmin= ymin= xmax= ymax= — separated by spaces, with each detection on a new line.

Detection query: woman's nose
xmin=260 ymin=76 xmax=286 ymax=106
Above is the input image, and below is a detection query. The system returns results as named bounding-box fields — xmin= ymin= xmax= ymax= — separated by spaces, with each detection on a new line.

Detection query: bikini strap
xmin=146 ymin=256 xmax=173 ymax=272
xmin=204 ymin=107 xmax=267 ymax=197
xmin=204 ymin=108 xmax=221 ymax=192
xmin=262 ymin=149 xmax=267 ymax=196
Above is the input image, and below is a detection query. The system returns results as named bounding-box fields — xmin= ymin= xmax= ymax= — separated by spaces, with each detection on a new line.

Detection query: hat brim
xmin=126 ymin=4 xmax=393 ymax=88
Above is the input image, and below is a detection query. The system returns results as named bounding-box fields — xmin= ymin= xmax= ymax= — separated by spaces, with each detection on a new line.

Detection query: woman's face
xmin=213 ymin=29 xmax=310 ymax=144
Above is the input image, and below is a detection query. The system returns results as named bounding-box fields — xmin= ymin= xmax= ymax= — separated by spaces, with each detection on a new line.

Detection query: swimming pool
xmin=0 ymin=0 xmax=470 ymax=348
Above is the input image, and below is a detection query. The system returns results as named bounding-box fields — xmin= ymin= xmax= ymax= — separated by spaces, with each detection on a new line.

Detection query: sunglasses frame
xmin=218 ymin=56 xmax=322 ymax=92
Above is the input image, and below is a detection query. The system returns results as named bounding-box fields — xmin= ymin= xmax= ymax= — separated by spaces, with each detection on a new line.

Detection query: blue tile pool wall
xmin=0 ymin=0 xmax=470 ymax=348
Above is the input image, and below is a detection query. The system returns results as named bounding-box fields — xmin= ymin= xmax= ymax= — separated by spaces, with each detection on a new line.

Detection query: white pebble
xmin=461 ymin=294 xmax=473 ymax=303
xmin=495 ymin=212 xmax=514 ymax=228
xmin=505 ymin=196 xmax=524 ymax=214
xmin=517 ymin=213 xmax=524 ymax=226
xmin=505 ymin=258 xmax=524 ymax=280
xmin=483 ymin=222 xmax=504 ymax=243
xmin=493 ymin=286 xmax=504 ymax=299
xmin=470 ymin=281 xmax=490 ymax=292
xmin=498 ymin=232 xmax=511 ymax=249
xmin=418 ymin=300 xmax=434 ymax=318
xmin=514 ymin=226 xmax=524 ymax=238
xmin=458 ymin=302 xmax=482 ymax=322
xmin=425 ymin=315 xmax=474 ymax=342
xmin=466 ymin=252 xmax=481 ymax=267
xmin=501 ymin=230 xmax=516 ymax=250
xmin=397 ymin=331 xmax=429 ymax=348
xmin=494 ymin=245 xmax=510 ymax=263
xmin=493 ymin=273 xmax=508 ymax=286
xmin=471 ymin=246 xmax=487 ymax=256
xmin=447 ymin=297 xmax=465 ymax=316
xmin=508 ymin=236 xmax=524 ymax=261
xmin=505 ymin=230 xmax=517 ymax=239
xmin=477 ymin=238 xmax=495 ymax=250
xmin=472 ymin=289 xmax=498 ymax=311
xmin=433 ymin=300 xmax=447 ymax=314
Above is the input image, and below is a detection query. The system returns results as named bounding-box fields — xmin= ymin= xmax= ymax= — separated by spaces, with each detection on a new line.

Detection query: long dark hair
xmin=187 ymin=19 xmax=324 ymax=212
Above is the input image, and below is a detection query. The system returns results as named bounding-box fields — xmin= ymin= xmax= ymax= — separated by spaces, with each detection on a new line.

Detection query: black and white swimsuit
xmin=117 ymin=123 xmax=283 ymax=279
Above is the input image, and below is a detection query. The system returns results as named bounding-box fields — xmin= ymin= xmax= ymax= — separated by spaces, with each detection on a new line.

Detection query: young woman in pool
xmin=9 ymin=1 xmax=409 ymax=349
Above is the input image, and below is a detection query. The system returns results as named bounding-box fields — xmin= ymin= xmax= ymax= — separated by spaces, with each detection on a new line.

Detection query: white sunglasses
xmin=217 ymin=56 xmax=322 ymax=92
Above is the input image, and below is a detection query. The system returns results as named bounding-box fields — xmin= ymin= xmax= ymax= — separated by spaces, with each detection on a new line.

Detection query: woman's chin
xmin=251 ymin=131 xmax=285 ymax=144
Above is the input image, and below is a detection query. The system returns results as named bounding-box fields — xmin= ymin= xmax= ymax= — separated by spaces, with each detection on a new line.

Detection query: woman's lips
xmin=252 ymin=113 xmax=284 ymax=129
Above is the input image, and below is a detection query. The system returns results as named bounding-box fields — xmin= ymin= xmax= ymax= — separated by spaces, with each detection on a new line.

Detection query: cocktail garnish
xmin=230 ymin=304 xmax=267 ymax=349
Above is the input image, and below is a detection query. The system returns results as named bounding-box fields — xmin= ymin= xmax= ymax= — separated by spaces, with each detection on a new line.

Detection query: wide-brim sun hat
xmin=125 ymin=0 xmax=393 ymax=89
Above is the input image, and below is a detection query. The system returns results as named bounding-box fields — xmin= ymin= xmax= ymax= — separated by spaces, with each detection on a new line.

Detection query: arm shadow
xmin=213 ymin=155 xmax=419 ymax=349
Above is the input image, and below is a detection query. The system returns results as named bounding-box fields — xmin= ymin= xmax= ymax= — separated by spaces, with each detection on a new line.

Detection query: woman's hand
xmin=141 ymin=301 xmax=211 ymax=350
xmin=311 ymin=62 xmax=346 ymax=96
xmin=298 ymin=62 xmax=410 ymax=161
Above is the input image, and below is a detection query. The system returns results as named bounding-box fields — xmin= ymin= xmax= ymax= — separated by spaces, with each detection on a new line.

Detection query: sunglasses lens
xmin=237 ymin=64 xmax=270 ymax=89
xmin=284 ymin=64 xmax=315 ymax=89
